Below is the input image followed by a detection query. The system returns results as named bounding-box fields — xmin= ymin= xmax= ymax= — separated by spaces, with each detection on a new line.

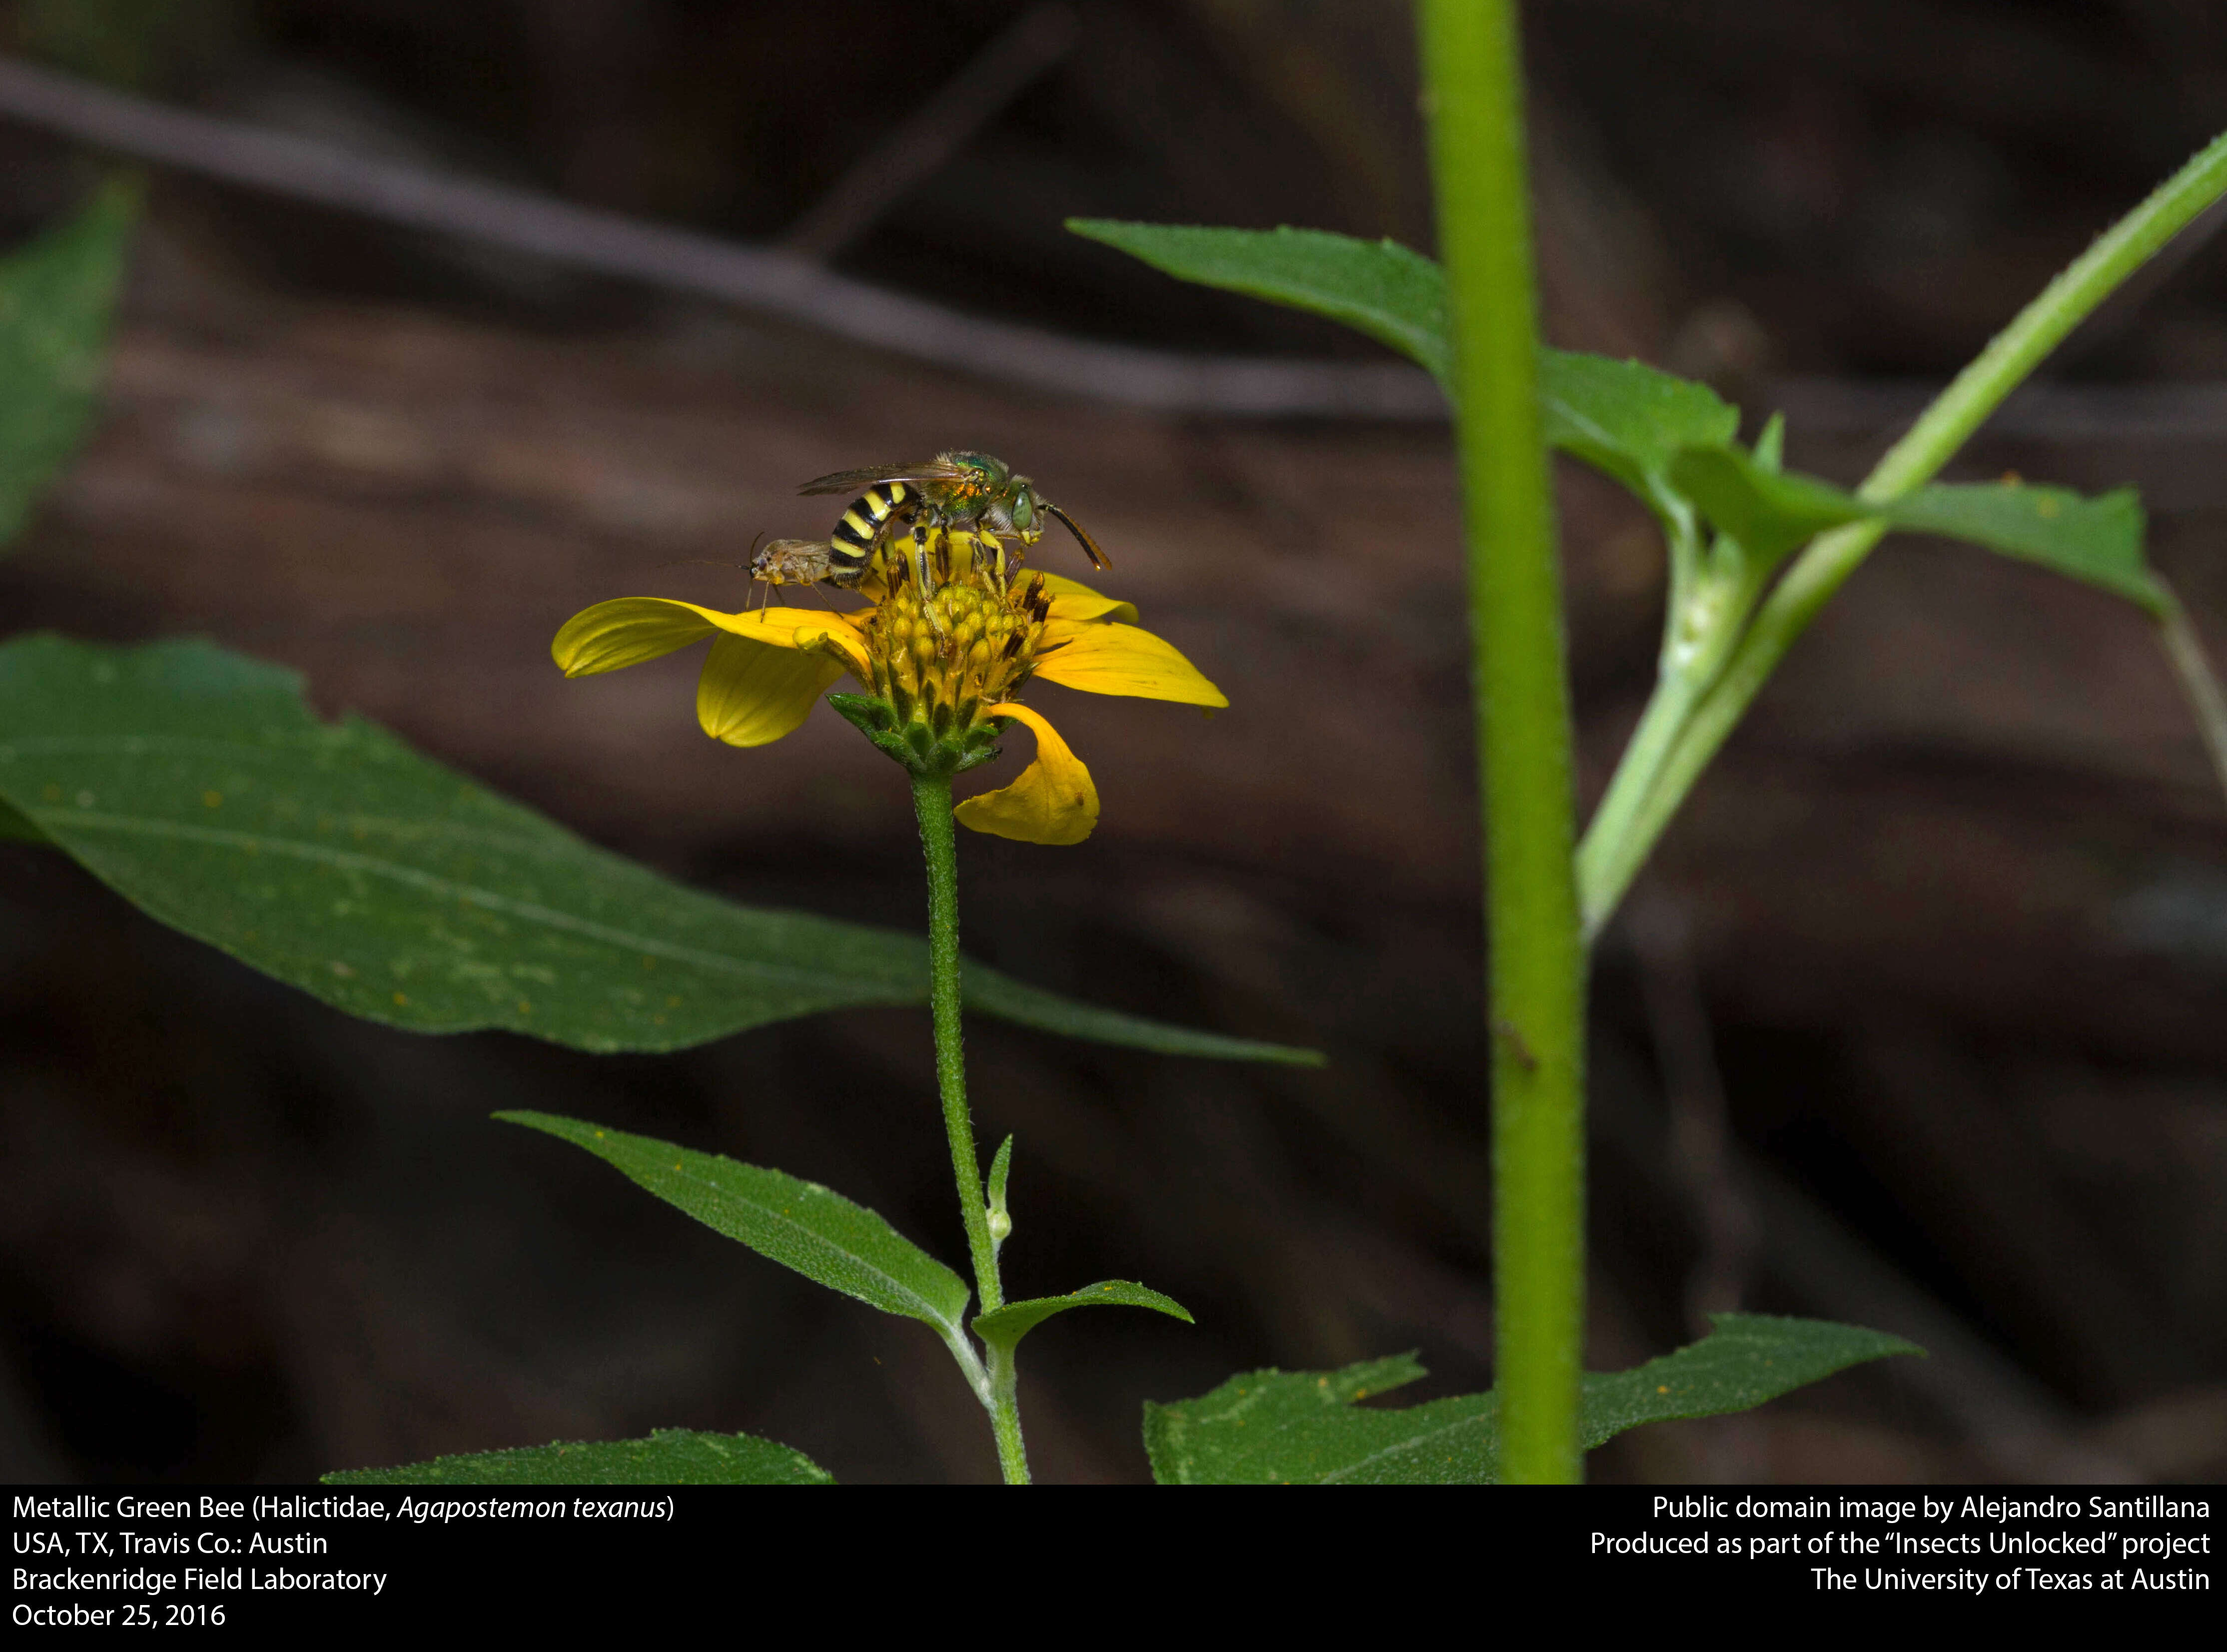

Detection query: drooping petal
xmin=697 ymin=633 xmax=847 ymax=747
xmin=954 ymin=703 xmax=1099 ymax=846
xmin=1037 ymin=572 xmax=1140 ymax=625
xmin=1032 ymin=619 xmax=1228 ymax=707
xmin=554 ymin=596 xmax=868 ymax=676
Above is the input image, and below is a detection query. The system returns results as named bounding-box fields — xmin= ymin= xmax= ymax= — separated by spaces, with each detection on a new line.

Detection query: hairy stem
xmin=911 ymin=770 xmax=1029 ymax=1485
xmin=1420 ymin=0 xmax=1587 ymax=1484
xmin=1578 ymin=127 xmax=2227 ymax=937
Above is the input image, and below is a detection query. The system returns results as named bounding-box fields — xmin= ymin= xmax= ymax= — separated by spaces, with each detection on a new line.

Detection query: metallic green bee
xmin=790 ymin=450 xmax=1109 ymax=589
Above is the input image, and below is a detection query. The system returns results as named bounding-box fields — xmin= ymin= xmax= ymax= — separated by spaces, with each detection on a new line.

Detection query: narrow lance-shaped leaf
xmin=501 ymin=1111 xmax=971 ymax=1341
xmin=0 ymin=635 xmax=1317 ymax=1064
xmin=324 ymin=1429 xmax=832 ymax=1486
xmin=1890 ymin=481 xmax=2164 ymax=612
xmin=972 ymin=1281 xmax=1192 ymax=1361
xmin=1669 ymin=445 xmax=2168 ymax=611
xmin=0 ymin=179 xmax=137 ymax=549
xmin=1065 ymin=219 xmax=1738 ymax=520
xmin=1067 ymin=219 xmax=1451 ymax=384
xmin=1143 ymin=1315 xmax=1921 ymax=1485
xmin=1577 ymin=1314 xmax=1921 ymax=1448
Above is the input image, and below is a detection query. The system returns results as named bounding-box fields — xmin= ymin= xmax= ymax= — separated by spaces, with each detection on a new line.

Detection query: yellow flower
xmin=552 ymin=529 xmax=1225 ymax=845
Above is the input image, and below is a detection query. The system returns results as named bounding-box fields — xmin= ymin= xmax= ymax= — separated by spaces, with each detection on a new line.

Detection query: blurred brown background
xmin=1 ymin=0 xmax=2224 ymax=1484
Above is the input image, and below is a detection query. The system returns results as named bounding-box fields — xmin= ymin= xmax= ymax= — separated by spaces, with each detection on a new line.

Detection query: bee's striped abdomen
xmin=827 ymin=481 xmax=912 ymax=577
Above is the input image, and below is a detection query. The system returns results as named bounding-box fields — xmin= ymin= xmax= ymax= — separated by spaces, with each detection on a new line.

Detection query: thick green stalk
xmin=1419 ymin=0 xmax=1586 ymax=1484
xmin=911 ymin=771 xmax=1029 ymax=1485
xmin=1578 ymin=127 xmax=2227 ymax=936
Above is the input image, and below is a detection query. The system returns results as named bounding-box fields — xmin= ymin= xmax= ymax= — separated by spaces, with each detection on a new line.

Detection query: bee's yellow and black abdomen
xmin=828 ymin=481 xmax=912 ymax=577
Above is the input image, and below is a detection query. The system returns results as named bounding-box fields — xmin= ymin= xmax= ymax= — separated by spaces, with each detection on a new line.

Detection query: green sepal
xmin=500 ymin=1111 xmax=972 ymax=1341
xmin=827 ymin=691 xmax=923 ymax=769
xmin=1143 ymin=1314 xmax=1922 ymax=1485
xmin=973 ymin=1280 xmax=1193 ymax=1361
xmin=0 ymin=178 xmax=139 ymax=551
xmin=322 ymin=1428 xmax=832 ymax=1485
xmin=828 ymin=692 xmax=1008 ymax=778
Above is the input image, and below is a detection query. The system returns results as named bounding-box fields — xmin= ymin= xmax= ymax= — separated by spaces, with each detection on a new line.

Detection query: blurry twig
xmin=1628 ymin=899 xmax=1753 ymax=1336
xmin=781 ymin=3 xmax=1079 ymax=260
xmin=1628 ymin=897 xmax=1762 ymax=1481
xmin=2156 ymin=580 xmax=2227 ymax=804
xmin=1587 ymin=1013 xmax=2143 ymax=1483
xmin=0 ymin=53 xmax=1441 ymax=418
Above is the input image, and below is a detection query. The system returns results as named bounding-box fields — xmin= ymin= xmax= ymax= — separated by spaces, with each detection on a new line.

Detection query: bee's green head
xmin=1006 ymin=480 xmax=1040 ymax=534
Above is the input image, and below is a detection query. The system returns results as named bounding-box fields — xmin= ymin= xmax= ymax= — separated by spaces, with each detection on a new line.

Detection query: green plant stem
xmin=1578 ymin=127 xmax=2227 ymax=938
xmin=911 ymin=770 xmax=1029 ymax=1486
xmin=1419 ymin=0 xmax=1586 ymax=1485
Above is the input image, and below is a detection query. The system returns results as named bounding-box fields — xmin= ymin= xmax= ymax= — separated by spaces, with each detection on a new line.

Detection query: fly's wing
xmin=798 ymin=459 xmax=976 ymax=495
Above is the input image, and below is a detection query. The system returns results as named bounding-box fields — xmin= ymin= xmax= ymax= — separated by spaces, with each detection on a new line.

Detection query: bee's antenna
xmin=1045 ymin=502 xmax=1110 ymax=571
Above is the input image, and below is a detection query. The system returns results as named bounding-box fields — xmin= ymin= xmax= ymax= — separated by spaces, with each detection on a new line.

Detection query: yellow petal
xmin=1032 ymin=619 xmax=1228 ymax=707
xmin=954 ymin=703 xmax=1099 ymax=846
xmin=553 ymin=596 xmax=867 ymax=676
xmin=1037 ymin=572 xmax=1140 ymax=625
xmin=553 ymin=597 xmax=718 ymax=676
xmin=697 ymin=633 xmax=847 ymax=747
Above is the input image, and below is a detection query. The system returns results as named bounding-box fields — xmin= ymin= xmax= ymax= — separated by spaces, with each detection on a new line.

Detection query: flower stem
xmin=1577 ymin=126 xmax=2227 ymax=936
xmin=910 ymin=769 xmax=1029 ymax=1485
xmin=1420 ymin=0 xmax=1587 ymax=1485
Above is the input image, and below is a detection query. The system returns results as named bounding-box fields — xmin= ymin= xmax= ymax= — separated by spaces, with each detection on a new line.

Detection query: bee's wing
xmin=798 ymin=459 xmax=977 ymax=495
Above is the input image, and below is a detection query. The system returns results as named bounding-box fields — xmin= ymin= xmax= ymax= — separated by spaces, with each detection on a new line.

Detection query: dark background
xmin=1 ymin=0 xmax=2224 ymax=1484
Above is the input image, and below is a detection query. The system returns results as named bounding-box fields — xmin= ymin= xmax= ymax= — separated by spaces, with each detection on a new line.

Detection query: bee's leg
xmin=912 ymin=523 xmax=938 ymax=599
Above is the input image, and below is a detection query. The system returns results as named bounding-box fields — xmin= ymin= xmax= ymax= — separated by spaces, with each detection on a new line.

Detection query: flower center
xmin=858 ymin=529 xmax=1050 ymax=738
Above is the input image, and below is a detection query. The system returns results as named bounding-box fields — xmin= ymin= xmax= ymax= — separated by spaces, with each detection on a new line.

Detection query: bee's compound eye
xmin=1010 ymin=489 xmax=1037 ymax=530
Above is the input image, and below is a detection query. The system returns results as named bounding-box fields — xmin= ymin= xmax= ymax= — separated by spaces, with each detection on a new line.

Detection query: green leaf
xmin=1538 ymin=350 xmax=1740 ymax=518
xmin=501 ymin=1111 xmax=970 ymax=1339
xmin=1064 ymin=220 xmax=1739 ymax=519
xmin=1579 ymin=1314 xmax=1922 ymax=1446
xmin=986 ymin=1135 xmax=1013 ymax=1214
xmin=1066 ymin=219 xmax=1450 ymax=385
xmin=1143 ymin=1315 xmax=1921 ymax=1485
xmin=322 ymin=1428 xmax=832 ymax=1486
xmin=0 ymin=796 xmax=44 ymax=843
xmin=0 ymin=179 xmax=137 ymax=550
xmin=1142 ymin=1352 xmax=1490 ymax=1485
xmin=1670 ymin=447 xmax=2168 ymax=611
xmin=0 ymin=635 xmax=1317 ymax=1063
xmin=973 ymin=1280 xmax=1192 ymax=1360
xmin=1890 ymin=482 xmax=2164 ymax=611
xmin=1667 ymin=444 xmax=1872 ymax=566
